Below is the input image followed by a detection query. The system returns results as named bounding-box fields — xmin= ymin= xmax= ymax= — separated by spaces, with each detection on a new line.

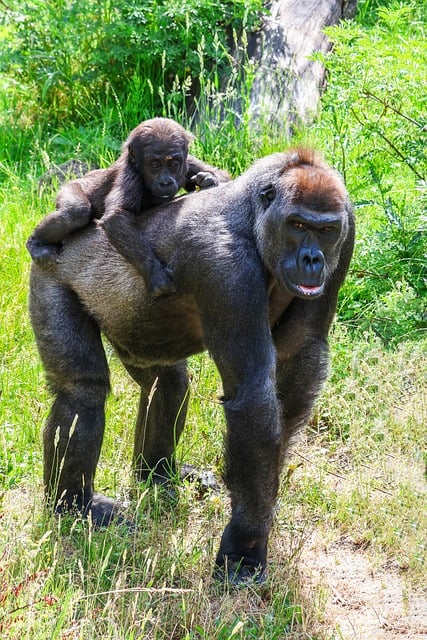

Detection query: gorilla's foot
xmin=137 ymin=462 xmax=220 ymax=500
xmin=213 ymin=557 xmax=266 ymax=586
xmin=27 ymin=239 xmax=60 ymax=267
xmin=82 ymin=493 xmax=133 ymax=528
xmin=52 ymin=492 xmax=132 ymax=528
xmin=148 ymin=264 xmax=176 ymax=297
xmin=180 ymin=463 xmax=220 ymax=495
xmin=214 ymin=522 xmax=268 ymax=585
xmin=82 ymin=493 xmax=121 ymax=526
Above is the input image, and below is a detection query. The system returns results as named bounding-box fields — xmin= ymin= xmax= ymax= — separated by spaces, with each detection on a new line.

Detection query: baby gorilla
xmin=27 ymin=117 xmax=230 ymax=295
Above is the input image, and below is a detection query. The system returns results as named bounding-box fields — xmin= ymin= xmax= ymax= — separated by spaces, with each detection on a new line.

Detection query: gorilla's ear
xmin=128 ymin=143 xmax=138 ymax=164
xmin=260 ymin=186 xmax=276 ymax=209
xmin=184 ymin=131 xmax=195 ymax=146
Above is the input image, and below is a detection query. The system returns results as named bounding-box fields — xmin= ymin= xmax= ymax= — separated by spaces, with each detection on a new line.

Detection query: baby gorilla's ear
xmin=184 ymin=130 xmax=195 ymax=147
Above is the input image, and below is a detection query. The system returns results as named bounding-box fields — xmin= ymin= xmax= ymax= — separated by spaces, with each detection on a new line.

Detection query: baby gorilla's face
xmin=125 ymin=119 xmax=192 ymax=206
xmin=142 ymin=149 xmax=186 ymax=202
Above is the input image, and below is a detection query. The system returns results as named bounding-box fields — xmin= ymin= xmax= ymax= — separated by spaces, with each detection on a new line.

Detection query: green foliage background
xmin=311 ymin=2 xmax=426 ymax=343
xmin=1 ymin=0 xmax=262 ymax=121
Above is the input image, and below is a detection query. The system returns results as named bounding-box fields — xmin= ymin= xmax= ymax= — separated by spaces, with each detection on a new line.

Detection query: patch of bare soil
xmin=299 ymin=534 xmax=427 ymax=639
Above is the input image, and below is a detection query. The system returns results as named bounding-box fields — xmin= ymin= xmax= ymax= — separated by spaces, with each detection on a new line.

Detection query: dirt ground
xmin=300 ymin=534 xmax=427 ymax=639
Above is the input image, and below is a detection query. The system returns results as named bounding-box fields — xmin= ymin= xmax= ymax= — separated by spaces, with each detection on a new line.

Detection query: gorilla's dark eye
xmin=291 ymin=221 xmax=306 ymax=231
xmin=260 ymin=186 xmax=276 ymax=208
xmin=264 ymin=187 xmax=276 ymax=201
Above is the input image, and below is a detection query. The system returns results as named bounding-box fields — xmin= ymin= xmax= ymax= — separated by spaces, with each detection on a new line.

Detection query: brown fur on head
xmin=125 ymin=117 xmax=194 ymax=159
xmin=281 ymin=147 xmax=347 ymax=212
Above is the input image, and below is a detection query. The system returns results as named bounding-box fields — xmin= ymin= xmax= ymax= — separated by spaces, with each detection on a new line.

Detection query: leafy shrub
xmin=312 ymin=2 xmax=426 ymax=344
xmin=0 ymin=0 xmax=262 ymax=124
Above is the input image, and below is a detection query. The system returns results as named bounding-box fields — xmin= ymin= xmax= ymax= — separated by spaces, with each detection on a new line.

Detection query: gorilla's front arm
xmin=29 ymin=148 xmax=354 ymax=584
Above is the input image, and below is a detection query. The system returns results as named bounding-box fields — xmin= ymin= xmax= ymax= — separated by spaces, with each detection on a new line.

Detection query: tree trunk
xmin=246 ymin=0 xmax=358 ymax=134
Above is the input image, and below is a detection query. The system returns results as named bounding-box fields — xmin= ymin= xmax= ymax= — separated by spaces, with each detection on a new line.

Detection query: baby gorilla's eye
xmin=168 ymin=160 xmax=180 ymax=170
xmin=321 ymin=226 xmax=335 ymax=233
xmin=150 ymin=160 xmax=162 ymax=170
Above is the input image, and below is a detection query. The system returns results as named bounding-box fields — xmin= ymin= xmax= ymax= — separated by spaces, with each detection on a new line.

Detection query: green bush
xmin=0 ymin=0 xmax=262 ymax=124
xmin=312 ymin=1 xmax=427 ymax=344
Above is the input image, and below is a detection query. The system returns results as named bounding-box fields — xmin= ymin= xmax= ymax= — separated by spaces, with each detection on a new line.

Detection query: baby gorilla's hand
xmin=190 ymin=171 xmax=219 ymax=189
xmin=148 ymin=262 xmax=176 ymax=297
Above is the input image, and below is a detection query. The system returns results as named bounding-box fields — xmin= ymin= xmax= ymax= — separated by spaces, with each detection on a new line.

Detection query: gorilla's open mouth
xmin=295 ymin=284 xmax=324 ymax=297
xmin=280 ymin=272 xmax=325 ymax=298
xmin=159 ymin=191 xmax=177 ymax=199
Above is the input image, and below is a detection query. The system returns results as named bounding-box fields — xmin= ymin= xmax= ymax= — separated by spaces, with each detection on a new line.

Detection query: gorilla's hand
xmin=190 ymin=171 xmax=219 ymax=189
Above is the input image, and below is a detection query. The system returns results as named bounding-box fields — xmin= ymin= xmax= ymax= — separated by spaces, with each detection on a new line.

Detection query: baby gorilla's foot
xmin=26 ymin=237 xmax=60 ymax=267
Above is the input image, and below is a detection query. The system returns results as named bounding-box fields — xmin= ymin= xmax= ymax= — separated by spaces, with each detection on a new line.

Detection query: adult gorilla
xmin=29 ymin=147 xmax=355 ymax=584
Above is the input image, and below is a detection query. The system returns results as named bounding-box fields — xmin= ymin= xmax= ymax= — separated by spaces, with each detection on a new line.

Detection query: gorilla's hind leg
xmin=43 ymin=383 xmax=117 ymax=526
xmin=30 ymin=277 xmax=116 ymax=525
xmin=126 ymin=362 xmax=189 ymax=486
